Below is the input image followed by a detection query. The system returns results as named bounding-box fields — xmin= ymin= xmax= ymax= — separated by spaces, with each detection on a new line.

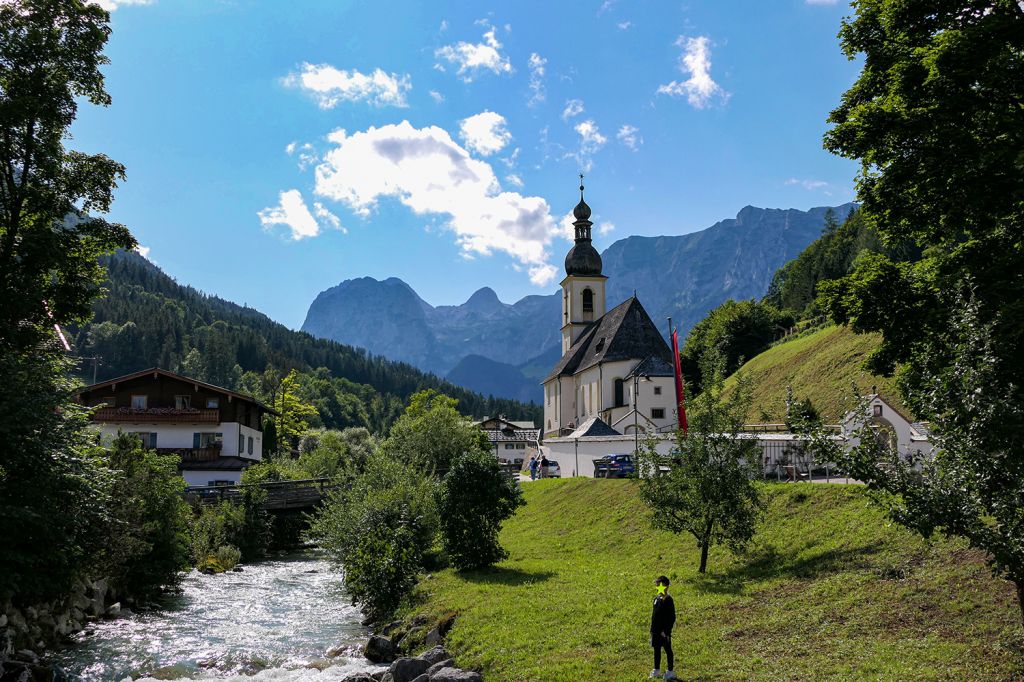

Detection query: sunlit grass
xmin=406 ymin=479 xmax=1022 ymax=681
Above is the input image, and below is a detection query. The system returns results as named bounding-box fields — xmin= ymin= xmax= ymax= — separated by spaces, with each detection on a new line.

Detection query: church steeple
xmin=565 ymin=175 xmax=603 ymax=277
xmin=560 ymin=175 xmax=607 ymax=354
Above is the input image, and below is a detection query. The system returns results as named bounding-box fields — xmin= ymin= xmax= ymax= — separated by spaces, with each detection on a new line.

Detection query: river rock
xmin=424 ymin=627 xmax=442 ymax=647
xmin=381 ymin=620 xmax=403 ymax=636
xmin=363 ymin=634 xmax=396 ymax=663
xmin=417 ymin=646 xmax=449 ymax=666
xmin=426 ymin=659 xmax=454 ymax=677
xmin=104 ymin=603 xmax=121 ymax=618
xmin=429 ymin=668 xmax=482 ymax=682
xmin=339 ymin=674 xmax=376 ymax=682
xmin=409 ymin=675 xmax=429 ymax=682
xmin=387 ymin=657 xmax=430 ymax=682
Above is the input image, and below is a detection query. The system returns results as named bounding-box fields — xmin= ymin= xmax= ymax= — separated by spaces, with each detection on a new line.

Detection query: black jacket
xmin=650 ymin=594 xmax=676 ymax=635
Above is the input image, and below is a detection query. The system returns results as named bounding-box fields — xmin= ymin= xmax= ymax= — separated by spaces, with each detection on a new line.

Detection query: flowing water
xmin=52 ymin=552 xmax=384 ymax=681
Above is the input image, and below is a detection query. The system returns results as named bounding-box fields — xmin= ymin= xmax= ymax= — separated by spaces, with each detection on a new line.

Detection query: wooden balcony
xmin=91 ymin=407 xmax=220 ymax=424
xmin=158 ymin=446 xmax=222 ymax=462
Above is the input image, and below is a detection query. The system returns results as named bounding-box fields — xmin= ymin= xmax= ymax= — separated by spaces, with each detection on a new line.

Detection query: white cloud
xmin=285 ymin=141 xmax=297 ymax=155
xmin=439 ymin=19 xmax=449 ymax=31
xmin=617 ymin=124 xmax=642 ymax=150
xmin=657 ymin=35 xmax=728 ymax=109
xmin=133 ymin=245 xmax=152 ymax=261
xmin=570 ymin=120 xmax=608 ymax=170
xmin=429 ymin=90 xmax=445 ymax=103
xmin=285 ymin=141 xmax=317 ymax=170
xmin=258 ymin=189 xmax=327 ymax=240
xmin=459 ymin=111 xmax=512 ymax=156
xmin=599 ymin=220 xmax=615 ymax=236
xmin=313 ymin=202 xmax=345 ymax=233
xmin=786 ymin=178 xmax=832 ymax=193
xmin=617 ymin=21 xmax=632 ymax=30
xmin=92 ymin=0 xmax=151 ymax=10
xmin=314 ymin=121 xmax=563 ymax=286
xmin=285 ymin=63 xmax=411 ymax=108
xmin=434 ymin=27 xmax=513 ymax=82
xmin=561 ymin=99 xmax=585 ymax=120
xmin=505 ymin=173 xmax=524 ymax=188
xmin=527 ymin=53 xmax=547 ymax=107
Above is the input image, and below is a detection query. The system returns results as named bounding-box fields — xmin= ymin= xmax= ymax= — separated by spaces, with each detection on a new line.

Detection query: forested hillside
xmin=73 ymin=250 xmax=541 ymax=433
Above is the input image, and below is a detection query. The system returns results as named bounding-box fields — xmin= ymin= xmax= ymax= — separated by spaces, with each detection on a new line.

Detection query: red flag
xmin=671 ymin=330 xmax=688 ymax=435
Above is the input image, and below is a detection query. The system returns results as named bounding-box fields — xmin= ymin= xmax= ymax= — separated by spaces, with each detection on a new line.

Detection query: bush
xmin=196 ymin=545 xmax=241 ymax=574
xmin=98 ymin=434 xmax=192 ymax=598
xmin=436 ymin=450 xmax=525 ymax=571
xmin=238 ymin=487 xmax=272 ymax=561
xmin=307 ymin=452 xmax=437 ymax=620
xmin=190 ymin=502 xmax=244 ymax=566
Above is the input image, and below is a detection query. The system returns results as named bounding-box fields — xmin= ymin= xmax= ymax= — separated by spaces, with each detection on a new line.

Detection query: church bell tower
xmin=560 ymin=176 xmax=607 ymax=354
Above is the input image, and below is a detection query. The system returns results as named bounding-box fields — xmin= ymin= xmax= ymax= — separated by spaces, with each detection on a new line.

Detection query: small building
xmin=76 ymin=368 xmax=277 ymax=486
xmin=843 ymin=393 xmax=932 ymax=459
xmin=476 ymin=416 xmax=541 ymax=467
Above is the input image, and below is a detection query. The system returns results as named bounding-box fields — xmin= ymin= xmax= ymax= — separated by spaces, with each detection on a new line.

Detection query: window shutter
xmin=193 ymin=433 xmax=200 ymax=449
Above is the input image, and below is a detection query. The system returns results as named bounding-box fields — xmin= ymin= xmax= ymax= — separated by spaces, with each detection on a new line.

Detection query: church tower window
xmin=582 ymin=288 xmax=594 ymax=314
xmin=613 ymin=378 xmax=625 ymax=407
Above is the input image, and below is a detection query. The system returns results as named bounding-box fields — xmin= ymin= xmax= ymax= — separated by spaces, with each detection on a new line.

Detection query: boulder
xmin=424 ymin=628 xmax=443 ymax=647
xmin=429 ymin=668 xmax=482 ymax=682
xmin=382 ymin=620 xmax=403 ymax=635
xmin=387 ymin=657 xmax=430 ymax=682
xmin=410 ymin=676 xmax=429 ymax=682
xmin=339 ymin=675 xmax=376 ymax=682
xmin=426 ymin=659 xmax=454 ymax=677
xmin=363 ymin=634 xmax=396 ymax=663
xmin=417 ymin=647 xmax=450 ymax=666
xmin=104 ymin=603 xmax=121 ymax=618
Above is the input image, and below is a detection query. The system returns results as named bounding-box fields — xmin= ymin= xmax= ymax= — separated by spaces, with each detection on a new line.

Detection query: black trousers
xmin=652 ymin=632 xmax=673 ymax=671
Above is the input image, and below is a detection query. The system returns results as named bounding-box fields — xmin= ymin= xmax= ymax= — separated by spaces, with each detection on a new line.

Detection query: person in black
xmin=539 ymin=454 xmax=549 ymax=479
xmin=650 ymin=575 xmax=676 ymax=680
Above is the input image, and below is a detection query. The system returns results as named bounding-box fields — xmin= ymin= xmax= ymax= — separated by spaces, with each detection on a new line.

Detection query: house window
xmin=613 ymin=378 xmax=625 ymax=407
xmin=208 ymin=480 xmax=233 ymax=487
xmin=206 ymin=398 xmax=220 ymax=409
xmin=651 ymin=408 xmax=666 ymax=420
xmin=582 ymin=288 xmax=594 ymax=314
xmin=130 ymin=394 xmax=148 ymax=410
xmin=130 ymin=432 xmax=157 ymax=448
xmin=505 ymin=443 xmax=515 ymax=450
xmin=517 ymin=443 xmax=526 ymax=450
xmin=238 ymin=433 xmax=245 ymax=454
xmin=248 ymin=436 xmax=254 ymax=455
xmin=175 ymin=395 xmax=191 ymax=410
xmin=654 ymin=386 xmax=662 ymax=395
xmin=194 ymin=432 xmax=223 ymax=449
xmin=873 ymin=404 xmax=883 ymax=417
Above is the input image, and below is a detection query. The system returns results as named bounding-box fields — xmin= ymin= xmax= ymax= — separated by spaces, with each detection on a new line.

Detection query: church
xmin=542 ymin=182 xmax=680 ymax=440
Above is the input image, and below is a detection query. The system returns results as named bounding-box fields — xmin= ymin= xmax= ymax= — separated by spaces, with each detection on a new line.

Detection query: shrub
xmin=308 ymin=452 xmax=437 ymax=620
xmin=436 ymin=450 xmax=525 ymax=570
xmin=190 ymin=502 xmax=244 ymax=565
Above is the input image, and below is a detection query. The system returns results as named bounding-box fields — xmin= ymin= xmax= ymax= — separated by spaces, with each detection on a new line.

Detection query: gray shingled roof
xmin=625 ymin=354 xmax=676 ymax=378
xmin=545 ymin=297 xmax=673 ymax=381
xmin=568 ymin=417 xmax=622 ymax=438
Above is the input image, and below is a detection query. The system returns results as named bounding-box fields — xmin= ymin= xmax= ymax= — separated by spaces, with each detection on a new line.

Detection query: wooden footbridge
xmin=183 ymin=478 xmax=338 ymax=512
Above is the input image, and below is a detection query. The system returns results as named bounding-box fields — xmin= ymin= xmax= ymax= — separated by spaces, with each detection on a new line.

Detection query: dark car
xmin=593 ymin=453 xmax=636 ymax=478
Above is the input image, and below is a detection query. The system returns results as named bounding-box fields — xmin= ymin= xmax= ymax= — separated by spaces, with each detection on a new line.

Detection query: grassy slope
xmin=726 ymin=325 xmax=906 ymax=423
xmin=408 ymin=480 xmax=1022 ymax=681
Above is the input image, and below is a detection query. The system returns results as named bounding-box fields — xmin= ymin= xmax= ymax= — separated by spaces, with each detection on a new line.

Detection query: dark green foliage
xmin=189 ymin=502 xmax=244 ymax=566
xmin=262 ymin=418 xmax=279 ymax=457
xmin=238 ymin=487 xmax=272 ymax=562
xmin=820 ymin=0 xmax=1024 ymax=624
xmin=378 ymin=390 xmax=492 ymax=473
xmin=98 ymin=434 xmax=191 ymax=598
xmin=307 ymin=452 xmax=438 ymax=621
xmin=636 ymin=365 xmax=764 ymax=573
xmin=75 ymin=250 xmax=541 ymax=432
xmin=0 ymin=351 xmax=112 ymax=602
xmin=680 ymin=299 xmax=793 ymax=397
xmin=436 ymin=450 xmax=525 ymax=570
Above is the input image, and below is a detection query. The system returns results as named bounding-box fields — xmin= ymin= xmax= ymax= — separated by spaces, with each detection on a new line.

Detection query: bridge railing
xmin=183 ymin=478 xmax=337 ymax=510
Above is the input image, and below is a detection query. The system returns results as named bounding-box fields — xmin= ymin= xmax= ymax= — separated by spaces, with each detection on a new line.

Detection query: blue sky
xmin=73 ymin=0 xmax=860 ymax=328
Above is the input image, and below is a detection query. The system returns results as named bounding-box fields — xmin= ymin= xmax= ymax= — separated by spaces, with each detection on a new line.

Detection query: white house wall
xmin=95 ymin=421 xmax=263 ymax=460
xmin=181 ymin=470 xmax=242 ymax=487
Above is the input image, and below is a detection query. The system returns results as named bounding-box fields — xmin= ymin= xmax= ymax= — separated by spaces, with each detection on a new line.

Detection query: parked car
xmin=544 ymin=460 xmax=561 ymax=478
xmin=593 ymin=453 xmax=636 ymax=478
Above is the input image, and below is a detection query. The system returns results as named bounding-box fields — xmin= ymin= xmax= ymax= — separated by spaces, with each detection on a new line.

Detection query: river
xmin=52 ymin=552 xmax=385 ymax=681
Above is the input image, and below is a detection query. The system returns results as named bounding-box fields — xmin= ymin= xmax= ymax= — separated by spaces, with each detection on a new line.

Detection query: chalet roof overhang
xmin=77 ymin=367 xmax=279 ymax=415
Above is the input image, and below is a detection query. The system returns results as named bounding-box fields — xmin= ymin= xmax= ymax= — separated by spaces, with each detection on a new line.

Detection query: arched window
xmin=582 ymin=288 xmax=594 ymax=314
xmin=613 ymin=378 xmax=625 ymax=407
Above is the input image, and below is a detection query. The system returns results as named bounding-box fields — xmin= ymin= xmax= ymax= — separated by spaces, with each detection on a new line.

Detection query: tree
xmin=0 ymin=0 xmax=132 ymax=603
xmin=820 ymin=0 xmax=1024 ymax=625
xmin=271 ymin=369 xmax=317 ymax=453
xmin=635 ymin=365 xmax=764 ymax=573
xmin=0 ymin=0 xmax=135 ymax=351
xmin=436 ymin=449 xmax=524 ymax=570
xmin=681 ymin=300 xmax=793 ymax=397
xmin=378 ymin=390 xmax=491 ymax=473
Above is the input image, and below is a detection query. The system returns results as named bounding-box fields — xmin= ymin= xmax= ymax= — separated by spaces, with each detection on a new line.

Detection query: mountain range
xmin=301 ymin=203 xmax=857 ymax=403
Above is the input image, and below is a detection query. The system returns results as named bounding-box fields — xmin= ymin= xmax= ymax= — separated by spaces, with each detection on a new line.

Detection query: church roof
xmin=545 ymin=296 xmax=673 ymax=381
xmin=567 ymin=416 xmax=622 ymax=438
xmin=625 ymin=354 xmax=676 ymax=379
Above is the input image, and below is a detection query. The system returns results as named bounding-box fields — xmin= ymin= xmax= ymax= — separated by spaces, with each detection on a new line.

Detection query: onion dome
xmin=565 ymin=175 xmax=603 ymax=276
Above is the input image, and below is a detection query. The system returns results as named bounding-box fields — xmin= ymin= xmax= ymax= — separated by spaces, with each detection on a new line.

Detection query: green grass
xmin=725 ymin=325 xmax=906 ymax=423
xmin=405 ymin=479 xmax=1022 ymax=681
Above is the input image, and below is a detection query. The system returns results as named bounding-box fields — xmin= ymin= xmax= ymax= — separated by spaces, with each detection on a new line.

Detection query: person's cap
xmin=655 ymin=575 xmax=670 ymax=586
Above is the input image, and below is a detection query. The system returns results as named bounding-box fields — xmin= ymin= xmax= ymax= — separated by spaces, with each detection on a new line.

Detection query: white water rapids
xmin=51 ymin=551 xmax=385 ymax=681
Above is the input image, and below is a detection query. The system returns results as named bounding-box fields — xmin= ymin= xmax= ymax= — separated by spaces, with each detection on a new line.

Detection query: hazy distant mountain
xmin=301 ymin=203 xmax=856 ymax=402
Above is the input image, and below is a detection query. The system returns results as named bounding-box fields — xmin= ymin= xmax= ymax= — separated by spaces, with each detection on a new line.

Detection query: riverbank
xmin=406 ymin=479 xmax=1023 ymax=681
